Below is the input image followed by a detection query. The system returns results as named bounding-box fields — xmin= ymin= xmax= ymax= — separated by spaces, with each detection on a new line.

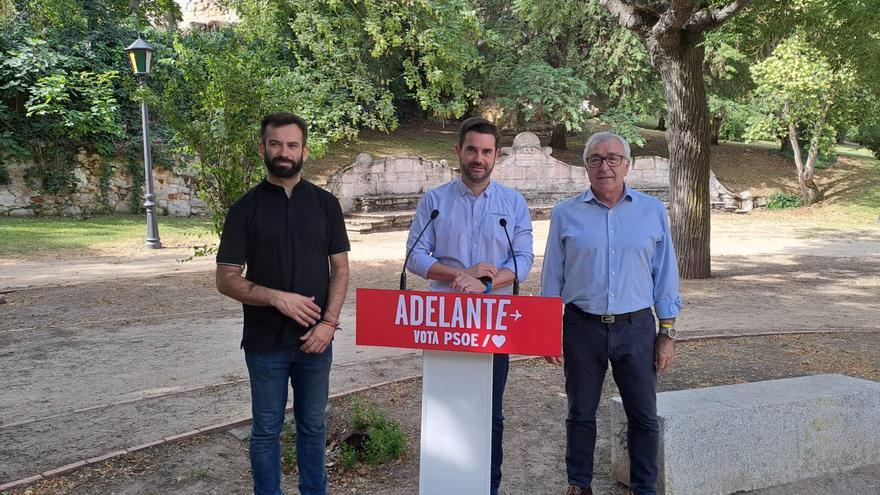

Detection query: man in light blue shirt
xmin=407 ymin=117 xmax=534 ymax=495
xmin=541 ymin=132 xmax=682 ymax=495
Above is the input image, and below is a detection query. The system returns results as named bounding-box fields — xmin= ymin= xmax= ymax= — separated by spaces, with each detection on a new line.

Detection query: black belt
xmin=565 ymin=304 xmax=652 ymax=324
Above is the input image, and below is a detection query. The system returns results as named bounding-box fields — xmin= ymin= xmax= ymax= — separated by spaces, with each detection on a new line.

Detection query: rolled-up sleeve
xmin=651 ymin=206 xmax=683 ymax=319
xmin=540 ymin=206 xmax=566 ymax=298
xmin=406 ymin=193 xmax=439 ymax=279
xmin=501 ymin=195 xmax=534 ymax=282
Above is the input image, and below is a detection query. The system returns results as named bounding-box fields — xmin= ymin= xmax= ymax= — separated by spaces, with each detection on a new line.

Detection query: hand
xmin=544 ymin=355 xmax=563 ymax=365
xmin=272 ymin=292 xmax=322 ymax=327
xmin=451 ymin=273 xmax=485 ymax=293
xmin=655 ymin=336 xmax=676 ymax=372
xmin=463 ymin=262 xmax=497 ymax=280
xmin=300 ymin=321 xmax=336 ymax=353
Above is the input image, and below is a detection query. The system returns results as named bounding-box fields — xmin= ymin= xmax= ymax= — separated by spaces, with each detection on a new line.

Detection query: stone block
xmin=166 ymin=201 xmax=191 ymax=217
xmin=611 ymin=374 xmax=880 ymax=495
xmin=632 ymin=157 xmax=655 ymax=170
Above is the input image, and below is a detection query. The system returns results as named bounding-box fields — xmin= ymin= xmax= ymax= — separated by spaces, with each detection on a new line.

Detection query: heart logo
xmin=491 ymin=335 xmax=506 ymax=348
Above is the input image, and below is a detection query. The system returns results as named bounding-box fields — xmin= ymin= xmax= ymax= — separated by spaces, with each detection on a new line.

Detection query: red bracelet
xmin=319 ymin=319 xmax=341 ymax=331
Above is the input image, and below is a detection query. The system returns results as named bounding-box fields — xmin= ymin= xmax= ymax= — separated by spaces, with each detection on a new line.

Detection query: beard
xmin=461 ymin=161 xmax=493 ymax=183
xmin=264 ymin=154 xmax=304 ymax=179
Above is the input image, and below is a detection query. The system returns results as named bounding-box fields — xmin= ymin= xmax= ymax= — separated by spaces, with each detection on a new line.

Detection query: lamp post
xmin=125 ymin=35 xmax=162 ymax=249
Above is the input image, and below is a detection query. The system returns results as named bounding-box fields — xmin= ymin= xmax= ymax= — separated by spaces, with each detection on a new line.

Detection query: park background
xmin=1 ymin=1 xmax=879 ymax=494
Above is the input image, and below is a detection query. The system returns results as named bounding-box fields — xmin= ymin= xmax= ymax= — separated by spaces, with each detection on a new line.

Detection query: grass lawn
xmin=0 ymin=215 xmax=214 ymax=258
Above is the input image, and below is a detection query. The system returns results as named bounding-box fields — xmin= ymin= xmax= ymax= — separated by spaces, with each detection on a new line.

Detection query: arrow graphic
xmin=511 ymin=310 xmax=522 ymax=321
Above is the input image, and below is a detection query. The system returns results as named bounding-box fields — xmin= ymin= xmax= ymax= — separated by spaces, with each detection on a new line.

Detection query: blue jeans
xmin=563 ymin=308 xmax=659 ymax=495
xmin=245 ymin=345 xmax=332 ymax=495
xmin=491 ymin=353 xmax=509 ymax=495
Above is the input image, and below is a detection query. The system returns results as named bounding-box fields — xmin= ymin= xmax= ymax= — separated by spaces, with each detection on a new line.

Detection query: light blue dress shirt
xmin=541 ymin=185 xmax=682 ymax=319
xmin=407 ymin=178 xmax=534 ymax=294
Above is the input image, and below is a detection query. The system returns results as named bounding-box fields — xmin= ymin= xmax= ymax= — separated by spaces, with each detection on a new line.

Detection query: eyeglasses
xmin=586 ymin=154 xmax=626 ymax=168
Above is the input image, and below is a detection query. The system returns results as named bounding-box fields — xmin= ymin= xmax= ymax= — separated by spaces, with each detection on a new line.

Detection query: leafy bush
xmin=855 ymin=119 xmax=880 ymax=159
xmin=340 ymin=399 xmax=406 ymax=470
xmin=766 ymin=191 xmax=802 ymax=209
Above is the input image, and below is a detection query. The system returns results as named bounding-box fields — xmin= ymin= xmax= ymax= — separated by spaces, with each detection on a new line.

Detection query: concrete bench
xmin=611 ymin=374 xmax=880 ymax=495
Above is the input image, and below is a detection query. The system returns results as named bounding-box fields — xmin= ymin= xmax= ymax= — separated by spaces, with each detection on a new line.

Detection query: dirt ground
xmin=1 ymin=214 xmax=878 ymax=493
xmin=5 ymin=332 xmax=879 ymax=495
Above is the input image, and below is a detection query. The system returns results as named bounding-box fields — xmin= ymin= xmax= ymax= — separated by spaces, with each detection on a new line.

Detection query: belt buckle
xmin=600 ymin=315 xmax=615 ymax=324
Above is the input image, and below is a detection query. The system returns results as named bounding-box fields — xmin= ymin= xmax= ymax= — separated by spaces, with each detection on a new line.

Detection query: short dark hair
xmin=458 ymin=117 xmax=501 ymax=149
xmin=261 ymin=112 xmax=308 ymax=146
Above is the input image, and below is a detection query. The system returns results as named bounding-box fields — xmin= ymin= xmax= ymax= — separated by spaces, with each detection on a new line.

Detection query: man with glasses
xmin=541 ymin=132 xmax=682 ymax=495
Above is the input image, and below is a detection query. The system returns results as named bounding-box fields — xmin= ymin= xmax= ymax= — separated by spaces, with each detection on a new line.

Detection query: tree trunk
xmin=786 ymin=104 xmax=823 ymax=205
xmin=549 ymin=123 xmax=567 ymax=150
xmin=647 ymin=31 xmax=712 ymax=279
xmin=710 ymin=114 xmax=723 ymax=145
xmin=787 ymin=122 xmax=809 ymax=201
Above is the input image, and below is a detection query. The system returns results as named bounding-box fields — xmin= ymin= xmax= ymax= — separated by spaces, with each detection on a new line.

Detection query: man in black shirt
xmin=216 ymin=112 xmax=350 ymax=495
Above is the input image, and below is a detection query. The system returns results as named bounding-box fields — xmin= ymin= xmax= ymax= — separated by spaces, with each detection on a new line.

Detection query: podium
xmin=357 ymin=289 xmax=562 ymax=494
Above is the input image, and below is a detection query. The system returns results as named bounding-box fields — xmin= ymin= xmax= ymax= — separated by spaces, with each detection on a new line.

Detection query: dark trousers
xmin=491 ymin=353 xmax=509 ymax=495
xmin=563 ymin=307 xmax=659 ymax=495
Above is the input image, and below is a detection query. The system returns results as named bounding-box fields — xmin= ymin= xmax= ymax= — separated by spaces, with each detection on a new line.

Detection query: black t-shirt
xmin=217 ymin=179 xmax=350 ymax=352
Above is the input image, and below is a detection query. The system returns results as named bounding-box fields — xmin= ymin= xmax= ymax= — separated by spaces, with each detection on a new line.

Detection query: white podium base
xmin=419 ymin=350 xmax=494 ymax=495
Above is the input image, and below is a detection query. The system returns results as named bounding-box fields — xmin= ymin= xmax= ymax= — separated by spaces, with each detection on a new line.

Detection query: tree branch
xmin=599 ymin=0 xmax=658 ymax=36
xmin=655 ymin=0 xmax=701 ymax=34
xmin=685 ymin=0 xmax=751 ymax=32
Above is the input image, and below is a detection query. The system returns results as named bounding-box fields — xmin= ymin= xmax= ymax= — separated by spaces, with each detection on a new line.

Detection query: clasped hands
xmin=451 ymin=262 xmax=497 ymax=293
xmin=271 ymin=291 xmax=336 ymax=353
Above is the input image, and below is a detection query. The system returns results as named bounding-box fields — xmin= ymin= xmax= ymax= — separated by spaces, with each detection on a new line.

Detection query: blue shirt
xmin=407 ymin=179 xmax=534 ymax=294
xmin=540 ymin=186 xmax=682 ymax=319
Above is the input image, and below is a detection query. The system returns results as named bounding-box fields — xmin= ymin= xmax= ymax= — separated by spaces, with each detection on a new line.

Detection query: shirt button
xmin=610 ymin=293 xmax=615 ymax=297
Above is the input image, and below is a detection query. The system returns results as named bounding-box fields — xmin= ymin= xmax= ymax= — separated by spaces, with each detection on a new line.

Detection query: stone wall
xmin=326 ymin=154 xmax=454 ymax=213
xmin=326 ymin=131 xmax=675 ymax=213
xmin=175 ymin=0 xmax=238 ymax=30
xmin=0 ymin=151 xmax=205 ymax=217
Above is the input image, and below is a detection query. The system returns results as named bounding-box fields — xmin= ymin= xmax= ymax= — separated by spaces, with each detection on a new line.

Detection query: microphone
xmin=499 ymin=218 xmax=519 ymax=295
xmin=401 ymin=209 xmax=439 ymax=290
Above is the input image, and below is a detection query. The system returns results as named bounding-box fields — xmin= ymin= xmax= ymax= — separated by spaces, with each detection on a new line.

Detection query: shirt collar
xmin=259 ymin=178 xmax=307 ymax=195
xmin=455 ymin=177 xmax=495 ymax=198
xmin=581 ymin=184 xmax=635 ymax=205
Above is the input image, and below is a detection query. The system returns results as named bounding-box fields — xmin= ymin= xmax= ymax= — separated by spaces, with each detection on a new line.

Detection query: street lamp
xmin=125 ymin=34 xmax=161 ymax=249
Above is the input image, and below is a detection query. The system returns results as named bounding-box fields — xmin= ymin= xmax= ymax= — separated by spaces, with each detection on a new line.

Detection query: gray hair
xmin=582 ymin=132 xmax=631 ymax=165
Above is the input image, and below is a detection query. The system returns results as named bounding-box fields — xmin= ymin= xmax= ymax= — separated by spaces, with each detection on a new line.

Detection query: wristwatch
xmin=658 ymin=323 xmax=677 ymax=339
xmin=479 ymin=276 xmax=493 ymax=294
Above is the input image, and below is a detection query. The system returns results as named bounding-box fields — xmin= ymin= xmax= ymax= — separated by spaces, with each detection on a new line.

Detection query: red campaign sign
xmin=356 ymin=288 xmax=563 ymax=356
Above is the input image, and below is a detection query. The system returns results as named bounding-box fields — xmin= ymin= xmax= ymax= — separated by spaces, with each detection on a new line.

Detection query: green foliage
xmin=280 ymin=421 xmax=297 ymax=473
xmin=487 ymin=60 xmax=592 ymax=131
xmin=766 ymin=191 xmax=802 ymax=210
xmin=273 ymin=0 xmax=484 ymax=119
xmin=480 ymin=0 xmax=664 ymax=139
xmin=708 ymin=96 xmax=762 ymax=142
xmin=746 ymin=34 xmax=859 ymax=166
xmin=345 ymin=399 xmax=406 ymax=468
xmin=0 ymin=1 xmax=178 ymax=198
xmin=779 ymin=140 xmax=837 ymax=170
xmin=339 ymin=444 xmax=358 ymax=471
xmin=854 ymin=116 xmax=880 ymax=160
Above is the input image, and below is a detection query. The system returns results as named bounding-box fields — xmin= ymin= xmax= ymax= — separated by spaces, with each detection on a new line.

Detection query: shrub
xmin=340 ymin=399 xmax=406 ymax=470
xmin=766 ymin=191 xmax=802 ymax=209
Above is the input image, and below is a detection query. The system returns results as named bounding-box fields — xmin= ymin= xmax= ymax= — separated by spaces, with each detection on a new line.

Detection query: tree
xmin=149 ymin=0 xmax=486 ymax=233
xmin=478 ymin=0 xmax=664 ymax=149
xmin=600 ymin=0 xmax=751 ymax=279
xmin=747 ymin=34 xmax=859 ymax=204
